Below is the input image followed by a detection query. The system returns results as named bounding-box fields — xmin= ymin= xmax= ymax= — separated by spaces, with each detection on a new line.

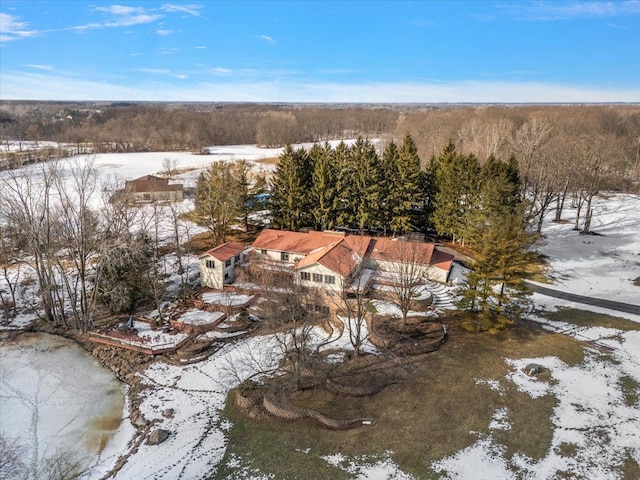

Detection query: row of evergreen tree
xmin=269 ymin=134 xmax=523 ymax=242
xmin=270 ymin=135 xmax=425 ymax=235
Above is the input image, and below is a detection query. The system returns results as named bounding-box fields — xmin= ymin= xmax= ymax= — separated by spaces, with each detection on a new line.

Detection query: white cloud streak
xmin=1 ymin=71 xmax=638 ymax=103
xmin=259 ymin=34 xmax=275 ymax=44
xmin=0 ymin=12 xmax=37 ymax=42
xmin=160 ymin=4 xmax=204 ymax=18
xmin=22 ymin=64 xmax=54 ymax=71
xmin=498 ymin=0 xmax=640 ymax=21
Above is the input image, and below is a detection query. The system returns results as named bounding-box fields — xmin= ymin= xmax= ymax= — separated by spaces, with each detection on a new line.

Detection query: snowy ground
xmin=176 ymin=309 xmax=225 ymax=326
xmin=105 ymin=320 xmax=189 ymax=352
xmin=201 ymin=292 xmax=255 ymax=307
xmin=532 ymin=194 xmax=640 ymax=305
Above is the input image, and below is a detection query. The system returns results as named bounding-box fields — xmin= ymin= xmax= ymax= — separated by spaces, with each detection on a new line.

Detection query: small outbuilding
xmin=199 ymin=241 xmax=250 ymax=289
xmin=123 ymin=175 xmax=184 ymax=202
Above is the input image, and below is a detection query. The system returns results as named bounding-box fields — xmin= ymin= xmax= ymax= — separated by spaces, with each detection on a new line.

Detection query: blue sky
xmin=1 ymin=1 xmax=639 ymax=102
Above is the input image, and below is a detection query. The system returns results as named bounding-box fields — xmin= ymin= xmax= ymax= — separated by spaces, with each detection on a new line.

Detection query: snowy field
xmin=532 ymin=194 xmax=640 ymax=305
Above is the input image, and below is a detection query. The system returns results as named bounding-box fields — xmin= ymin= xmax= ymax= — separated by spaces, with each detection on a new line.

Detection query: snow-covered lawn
xmin=103 ymin=320 xmax=189 ymax=352
xmin=175 ymin=309 xmax=225 ymax=326
xmin=532 ymin=194 xmax=640 ymax=305
xmin=201 ymin=291 xmax=254 ymax=307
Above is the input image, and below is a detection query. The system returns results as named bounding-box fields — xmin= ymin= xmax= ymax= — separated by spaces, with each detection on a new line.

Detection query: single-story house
xmin=199 ymin=241 xmax=250 ymax=289
xmin=123 ymin=175 xmax=184 ymax=202
xmin=250 ymin=229 xmax=454 ymax=292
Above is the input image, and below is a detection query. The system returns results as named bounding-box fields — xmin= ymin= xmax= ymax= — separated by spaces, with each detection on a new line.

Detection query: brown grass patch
xmin=542 ymin=307 xmax=640 ymax=331
xmin=216 ymin=319 xmax=585 ymax=479
xmin=623 ymin=451 xmax=640 ymax=480
xmin=634 ymin=276 xmax=640 ymax=287
xmin=619 ymin=375 xmax=639 ymax=407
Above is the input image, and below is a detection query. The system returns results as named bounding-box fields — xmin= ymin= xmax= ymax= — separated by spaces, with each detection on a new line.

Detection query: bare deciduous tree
xmin=384 ymin=241 xmax=429 ymax=327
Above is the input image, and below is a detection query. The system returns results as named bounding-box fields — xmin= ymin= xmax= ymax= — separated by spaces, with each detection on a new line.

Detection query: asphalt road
xmin=525 ymin=281 xmax=640 ymax=316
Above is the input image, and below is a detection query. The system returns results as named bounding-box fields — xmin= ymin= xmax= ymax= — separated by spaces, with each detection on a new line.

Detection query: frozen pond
xmin=0 ymin=332 xmax=127 ymax=478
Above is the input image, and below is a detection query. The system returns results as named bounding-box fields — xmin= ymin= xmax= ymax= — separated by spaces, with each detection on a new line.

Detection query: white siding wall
xmin=296 ymin=264 xmax=344 ymax=292
xmin=365 ymin=258 xmax=449 ymax=283
xmin=200 ymin=256 xmax=224 ymax=289
xmin=255 ymin=249 xmax=304 ymax=264
xmin=200 ymin=252 xmax=247 ymax=289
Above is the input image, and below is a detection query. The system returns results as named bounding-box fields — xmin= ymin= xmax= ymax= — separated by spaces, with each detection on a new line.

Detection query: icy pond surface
xmin=0 ymin=332 xmax=128 ymax=477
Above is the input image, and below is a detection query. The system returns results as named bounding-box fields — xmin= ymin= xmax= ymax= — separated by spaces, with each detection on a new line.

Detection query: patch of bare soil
xmin=369 ymin=316 xmax=447 ymax=355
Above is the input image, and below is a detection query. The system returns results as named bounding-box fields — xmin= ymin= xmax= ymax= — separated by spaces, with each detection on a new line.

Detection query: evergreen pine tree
xmin=457 ymin=206 xmax=536 ymax=333
xmin=379 ymin=140 xmax=399 ymax=234
xmin=390 ymin=133 xmax=422 ymax=234
xmin=351 ymin=137 xmax=382 ymax=232
xmin=310 ymin=142 xmax=338 ymax=230
xmin=432 ymin=141 xmax=480 ymax=244
xmin=457 ymin=155 xmax=535 ymax=333
xmin=334 ymin=141 xmax=357 ymax=228
xmin=269 ymin=144 xmax=310 ymax=231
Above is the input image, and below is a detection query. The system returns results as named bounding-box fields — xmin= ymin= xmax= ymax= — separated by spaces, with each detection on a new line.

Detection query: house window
xmin=324 ymin=275 xmax=336 ymax=284
xmin=225 ymin=259 xmax=232 ymax=267
xmin=235 ymin=254 xmax=241 ymax=262
xmin=300 ymin=272 xmax=311 ymax=281
xmin=261 ymin=249 xmax=267 ymax=254
xmin=312 ymin=273 xmax=323 ymax=283
xmin=281 ymin=252 xmax=290 ymax=261
xmin=205 ymin=260 xmax=215 ymax=269
xmin=224 ymin=273 xmax=229 ymax=280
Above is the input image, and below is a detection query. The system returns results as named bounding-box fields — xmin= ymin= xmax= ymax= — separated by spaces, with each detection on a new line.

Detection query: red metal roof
xmin=251 ymin=229 xmax=346 ymax=255
xmin=368 ymin=237 xmax=435 ymax=266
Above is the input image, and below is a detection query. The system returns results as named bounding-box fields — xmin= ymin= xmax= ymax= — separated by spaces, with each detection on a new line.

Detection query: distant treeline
xmin=1 ymin=101 xmax=639 ymax=187
xmin=0 ymin=102 xmax=397 ymax=152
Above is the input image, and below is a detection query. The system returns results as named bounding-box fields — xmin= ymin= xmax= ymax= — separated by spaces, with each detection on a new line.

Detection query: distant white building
xmin=198 ymin=241 xmax=250 ymax=289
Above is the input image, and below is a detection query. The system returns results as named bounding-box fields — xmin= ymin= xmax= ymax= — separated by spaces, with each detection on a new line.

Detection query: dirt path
xmin=525 ymin=281 xmax=640 ymax=315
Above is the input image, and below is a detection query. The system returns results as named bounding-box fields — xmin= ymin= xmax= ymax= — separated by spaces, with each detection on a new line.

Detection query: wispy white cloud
xmin=194 ymin=45 xmax=206 ymax=49
xmin=170 ymin=74 xmax=188 ymax=80
xmin=0 ymin=12 xmax=37 ymax=42
xmin=130 ymin=52 xmax=143 ymax=56
xmin=210 ymin=67 xmax=233 ymax=76
xmin=497 ymin=0 xmax=640 ymax=21
xmin=2 ymin=70 xmax=639 ymax=103
xmin=160 ymin=4 xmax=204 ymax=18
xmin=22 ymin=63 xmax=54 ymax=71
xmin=259 ymin=34 xmax=275 ymax=44
xmin=155 ymin=28 xmax=173 ymax=35
xmin=89 ymin=5 xmax=161 ymax=28
xmin=607 ymin=22 xmax=628 ymax=29
xmin=158 ymin=47 xmax=180 ymax=55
